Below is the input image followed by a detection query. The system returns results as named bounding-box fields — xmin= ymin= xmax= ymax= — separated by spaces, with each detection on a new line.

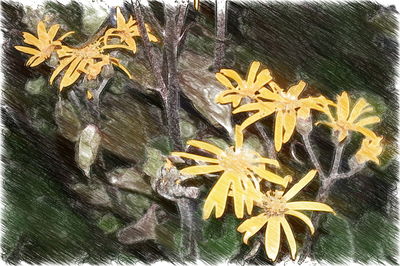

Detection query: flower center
xmin=277 ymin=92 xmax=298 ymax=111
xmin=336 ymin=120 xmax=351 ymax=130
xmin=262 ymin=191 xmax=287 ymax=216
xmin=75 ymin=44 xmax=102 ymax=59
xmin=218 ymin=147 xmax=257 ymax=176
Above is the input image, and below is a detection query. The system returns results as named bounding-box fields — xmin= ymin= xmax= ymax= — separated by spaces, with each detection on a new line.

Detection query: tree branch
xmin=214 ymin=0 xmax=228 ymax=71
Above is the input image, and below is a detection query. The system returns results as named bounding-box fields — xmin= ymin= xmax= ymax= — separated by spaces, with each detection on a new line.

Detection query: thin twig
xmin=132 ymin=0 xmax=165 ymax=93
xmin=301 ymin=132 xmax=326 ymax=179
xmin=329 ymin=140 xmax=345 ymax=177
xmin=254 ymin=121 xmax=277 ymax=160
xmin=214 ymin=0 xmax=228 ymax=71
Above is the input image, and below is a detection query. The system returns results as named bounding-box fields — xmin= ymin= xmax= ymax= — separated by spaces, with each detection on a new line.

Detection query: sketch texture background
xmin=1 ymin=0 xmax=398 ymax=264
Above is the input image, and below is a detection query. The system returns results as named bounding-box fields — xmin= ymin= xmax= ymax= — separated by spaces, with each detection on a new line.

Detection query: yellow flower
xmin=237 ymin=170 xmax=334 ymax=261
xmin=194 ymin=0 xmax=200 ymax=10
xmin=171 ymin=127 xmax=290 ymax=219
xmin=233 ymin=80 xmax=333 ymax=151
xmin=355 ymin=135 xmax=383 ymax=165
xmin=215 ymin=61 xmax=273 ymax=107
xmin=102 ymin=7 xmax=158 ymax=53
xmin=15 ymin=21 xmax=74 ymax=67
xmin=317 ymin=92 xmax=380 ymax=142
xmin=50 ymin=40 xmax=131 ymax=91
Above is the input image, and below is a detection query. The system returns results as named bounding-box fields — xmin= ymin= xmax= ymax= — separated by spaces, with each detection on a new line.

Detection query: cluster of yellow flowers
xmin=172 ymin=62 xmax=383 ymax=261
xmin=16 ymin=7 xmax=158 ymax=92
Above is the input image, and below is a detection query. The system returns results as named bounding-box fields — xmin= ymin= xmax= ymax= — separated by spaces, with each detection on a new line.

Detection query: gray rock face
xmin=101 ymin=93 xmax=166 ymax=162
xmin=76 ymin=124 xmax=101 ymax=177
xmin=179 ymin=51 xmax=233 ymax=135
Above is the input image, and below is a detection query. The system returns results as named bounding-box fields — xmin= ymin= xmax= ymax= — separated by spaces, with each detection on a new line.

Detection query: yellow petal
xmin=235 ymin=125 xmax=244 ymax=150
xmin=231 ymin=179 xmax=245 ymax=218
xmin=58 ymin=31 xmax=75 ymax=41
xmin=269 ymin=81 xmax=283 ymax=92
xmin=285 ymin=210 xmax=315 ymax=234
xmin=297 ymin=107 xmax=310 ymax=119
xmin=274 ymin=110 xmax=284 ymax=151
xmin=337 ymin=92 xmax=350 ymax=121
xmin=258 ymin=88 xmax=281 ymax=101
xmin=283 ymin=170 xmax=317 ymax=201
xmin=29 ymin=56 xmax=46 ymax=67
xmin=287 ymin=80 xmax=306 ymax=98
xmin=241 ymin=112 xmax=271 ymax=131
xmin=22 ymin=32 xmax=40 ymax=47
xmin=217 ymin=94 xmax=242 ymax=107
xmin=116 ymin=7 xmax=126 ymax=27
xmin=216 ymin=73 xmax=235 ymax=89
xmin=347 ymin=98 xmax=369 ymax=123
xmin=50 ymin=56 xmax=75 ymax=85
xmin=233 ymin=102 xmax=263 ymax=114
xmin=283 ymin=110 xmax=296 ymax=143
xmin=170 ymin=152 xmax=219 ymax=163
xmin=15 ymin=46 xmax=39 ymax=55
xmin=352 ymin=126 xmax=377 ymax=140
xmin=253 ymin=157 xmax=280 ymax=167
xmin=237 ymin=213 xmax=268 ymax=244
xmin=86 ymin=90 xmax=94 ymax=100
xmin=102 ymin=44 xmax=132 ymax=51
xmin=281 ymin=217 xmax=297 ymax=260
xmin=203 ymin=172 xmax=233 ymax=219
xmin=125 ymin=36 xmax=137 ymax=53
xmin=246 ymin=61 xmax=260 ymax=87
xmin=220 ymin=69 xmax=244 ymax=89
xmin=338 ymin=129 xmax=348 ymax=142
xmin=253 ymin=167 xmax=286 ymax=186
xmin=286 ymin=201 xmax=335 ymax=213
xmin=187 ymin=140 xmax=224 ymax=156
xmin=265 ymin=216 xmax=281 ymax=261
xmin=36 ymin=21 xmax=46 ymax=40
xmin=355 ymin=116 xmax=380 ymax=127
xmin=180 ymin=164 xmax=224 ymax=175
xmin=253 ymin=69 xmax=273 ymax=89
xmin=47 ymin=24 xmax=60 ymax=41
xmin=111 ymin=59 xmax=133 ymax=79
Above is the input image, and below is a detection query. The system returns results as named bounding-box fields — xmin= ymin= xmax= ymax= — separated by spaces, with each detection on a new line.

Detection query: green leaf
xmin=314 ymin=215 xmax=354 ymax=263
xmin=353 ymin=211 xmax=398 ymax=264
xmin=199 ymin=214 xmax=241 ymax=263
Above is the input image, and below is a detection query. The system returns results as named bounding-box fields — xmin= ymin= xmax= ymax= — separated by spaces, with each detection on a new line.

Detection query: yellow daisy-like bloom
xmin=233 ymin=80 xmax=333 ymax=151
xmin=15 ymin=21 xmax=74 ymax=67
xmin=50 ymin=40 xmax=132 ymax=91
xmin=171 ymin=127 xmax=290 ymax=219
xmin=237 ymin=170 xmax=334 ymax=261
xmin=317 ymin=92 xmax=380 ymax=142
xmin=215 ymin=61 xmax=273 ymax=108
xmin=102 ymin=7 xmax=158 ymax=53
xmin=355 ymin=135 xmax=383 ymax=165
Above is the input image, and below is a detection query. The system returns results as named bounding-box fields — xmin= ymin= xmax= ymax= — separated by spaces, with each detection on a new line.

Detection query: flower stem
xmin=301 ymin=132 xmax=326 ymax=179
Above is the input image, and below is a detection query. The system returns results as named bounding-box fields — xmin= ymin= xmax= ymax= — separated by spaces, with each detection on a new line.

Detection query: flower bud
xmin=296 ymin=116 xmax=313 ymax=135
xmin=101 ymin=64 xmax=115 ymax=79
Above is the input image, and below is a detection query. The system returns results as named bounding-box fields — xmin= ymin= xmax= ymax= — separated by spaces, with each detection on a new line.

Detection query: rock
xmin=101 ymin=93 xmax=166 ymax=162
xmin=54 ymin=99 xmax=82 ymax=142
xmin=122 ymin=191 xmax=152 ymax=221
xmin=179 ymin=51 xmax=233 ymax=135
xmin=97 ymin=213 xmax=123 ymax=234
xmin=143 ymin=147 xmax=165 ymax=179
xmin=81 ymin=5 xmax=108 ymax=36
xmin=76 ymin=124 xmax=101 ymax=177
xmin=117 ymin=204 xmax=159 ymax=244
xmin=25 ymin=76 xmax=46 ymax=95
xmin=71 ymin=182 xmax=112 ymax=208
xmin=106 ymin=167 xmax=152 ymax=195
